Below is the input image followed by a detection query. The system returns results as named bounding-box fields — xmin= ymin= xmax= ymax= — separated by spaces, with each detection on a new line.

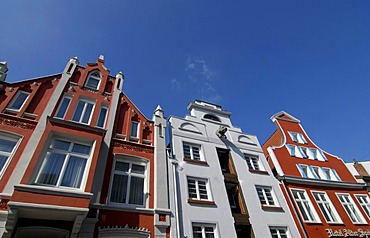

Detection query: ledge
xmin=261 ymin=205 xmax=284 ymax=212
xmin=277 ymin=175 xmax=367 ymax=189
xmin=14 ymin=184 xmax=93 ymax=199
xmin=91 ymin=203 xmax=155 ymax=215
xmin=249 ymin=169 xmax=269 ymax=175
xmin=48 ymin=117 xmax=106 ymax=135
xmin=183 ymin=158 xmax=209 ymax=166
xmin=187 ymin=199 xmax=216 ymax=206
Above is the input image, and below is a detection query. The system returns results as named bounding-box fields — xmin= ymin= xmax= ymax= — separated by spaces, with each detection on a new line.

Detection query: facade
xmin=262 ymin=111 xmax=370 ymax=238
xmin=0 ymin=57 xmax=169 ymax=238
xmin=167 ymin=101 xmax=300 ymax=238
xmin=346 ymin=160 xmax=370 ymax=191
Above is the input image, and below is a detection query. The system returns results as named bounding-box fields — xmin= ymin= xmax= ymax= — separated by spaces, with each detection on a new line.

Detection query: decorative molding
xmin=112 ymin=140 xmax=154 ymax=154
xmin=99 ymin=224 xmax=150 ymax=237
xmin=0 ymin=115 xmax=36 ymax=130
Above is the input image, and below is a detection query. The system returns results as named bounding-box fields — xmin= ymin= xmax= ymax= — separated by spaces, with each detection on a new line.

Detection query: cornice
xmin=277 ymin=175 xmax=366 ymax=189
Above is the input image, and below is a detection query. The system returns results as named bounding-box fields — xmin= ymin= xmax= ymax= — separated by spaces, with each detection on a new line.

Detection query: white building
xmin=167 ymin=100 xmax=300 ymax=238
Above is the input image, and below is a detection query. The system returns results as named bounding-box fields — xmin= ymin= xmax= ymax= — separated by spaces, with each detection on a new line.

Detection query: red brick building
xmin=0 ymin=56 xmax=169 ymax=238
xmin=262 ymin=111 xmax=370 ymax=238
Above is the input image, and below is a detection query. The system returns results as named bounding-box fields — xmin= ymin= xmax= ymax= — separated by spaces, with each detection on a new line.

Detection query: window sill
xmin=129 ymin=137 xmax=139 ymax=142
xmin=183 ymin=158 xmax=208 ymax=166
xmin=261 ymin=205 xmax=284 ymax=212
xmin=143 ymin=139 xmax=152 ymax=145
xmin=188 ymin=199 xmax=216 ymax=206
xmin=249 ymin=169 xmax=269 ymax=175
xmin=14 ymin=184 xmax=93 ymax=199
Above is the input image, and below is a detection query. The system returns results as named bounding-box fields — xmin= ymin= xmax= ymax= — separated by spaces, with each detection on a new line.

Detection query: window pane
xmin=72 ymin=143 xmax=91 ymax=155
xmin=115 ymin=161 xmax=129 ymax=172
xmin=52 ymin=140 xmax=70 ymax=151
xmin=86 ymin=77 xmax=100 ymax=89
xmin=72 ymin=101 xmax=85 ymax=122
xmin=82 ymin=103 xmax=94 ymax=123
xmin=61 ymin=156 xmax=86 ymax=188
xmin=111 ymin=174 xmax=128 ymax=203
xmin=129 ymin=177 xmax=144 ymax=205
xmin=130 ymin=122 xmax=139 ymax=137
xmin=0 ymin=139 xmax=17 ymax=153
xmin=97 ymin=107 xmax=108 ymax=127
xmin=55 ymin=97 xmax=71 ymax=118
xmin=131 ymin=164 xmax=145 ymax=174
xmin=10 ymin=92 xmax=28 ymax=110
xmin=37 ymin=153 xmax=65 ymax=185
xmin=0 ymin=156 xmax=8 ymax=171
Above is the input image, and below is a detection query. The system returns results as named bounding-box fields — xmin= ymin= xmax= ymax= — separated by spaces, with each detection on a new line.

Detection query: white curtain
xmin=61 ymin=156 xmax=86 ymax=188
xmin=37 ymin=153 xmax=65 ymax=185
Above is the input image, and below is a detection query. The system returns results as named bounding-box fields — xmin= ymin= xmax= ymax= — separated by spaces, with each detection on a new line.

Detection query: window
xmin=8 ymin=91 xmax=29 ymax=111
xmin=72 ymin=98 xmax=95 ymax=124
xmin=286 ymin=144 xmax=306 ymax=158
xmin=256 ymin=186 xmax=276 ymax=206
xmin=288 ymin=131 xmax=307 ymax=144
xmin=0 ymin=134 xmax=19 ymax=176
xmin=187 ymin=177 xmax=210 ymax=201
xmin=291 ymin=189 xmax=320 ymax=223
xmin=308 ymin=148 xmax=327 ymax=161
xmin=356 ymin=195 xmax=370 ymax=219
xmin=270 ymin=227 xmax=289 ymax=238
xmin=35 ymin=139 xmax=91 ymax=189
xmin=183 ymin=143 xmax=201 ymax=161
xmin=85 ymin=70 xmax=101 ymax=90
xmin=297 ymin=164 xmax=341 ymax=181
xmin=110 ymin=159 xmax=147 ymax=206
xmin=312 ymin=192 xmax=341 ymax=223
xmin=245 ymin=154 xmax=263 ymax=171
xmin=96 ymin=106 xmax=108 ymax=128
xmin=55 ymin=96 xmax=71 ymax=119
xmin=192 ymin=223 xmax=216 ymax=238
xmin=204 ymin=114 xmax=221 ymax=122
xmin=337 ymin=194 xmax=365 ymax=224
xmin=130 ymin=121 xmax=139 ymax=138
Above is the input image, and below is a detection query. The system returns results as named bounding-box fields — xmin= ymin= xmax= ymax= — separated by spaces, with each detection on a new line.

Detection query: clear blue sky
xmin=2 ymin=1 xmax=370 ymax=162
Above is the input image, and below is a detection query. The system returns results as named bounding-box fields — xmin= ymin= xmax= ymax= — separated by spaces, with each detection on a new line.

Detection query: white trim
xmin=355 ymin=194 xmax=370 ymax=219
xmin=290 ymin=188 xmax=321 ymax=223
xmin=0 ymin=132 xmax=23 ymax=179
xmin=186 ymin=176 xmax=212 ymax=201
xmin=256 ymin=185 xmax=279 ymax=207
xmin=311 ymin=190 xmax=342 ymax=224
xmin=336 ymin=193 xmax=366 ymax=224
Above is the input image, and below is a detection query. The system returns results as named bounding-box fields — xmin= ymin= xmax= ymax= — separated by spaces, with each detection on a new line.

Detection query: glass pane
xmin=131 ymin=164 xmax=145 ymax=174
xmin=82 ymin=103 xmax=94 ymax=123
xmin=0 ymin=155 xmax=8 ymax=171
xmin=115 ymin=161 xmax=129 ymax=172
xmin=87 ymin=77 xmax=100 ymax=89
xmin=72 ymin=101 xmax=85 ymax=122
xmin=52 ymin=140 xmax=70 ymax=151
xmin=97 ymin=107 xmax=108 ymax=127
xmin=11 ymin=92 xmax=28 ymax=109
xmin=110 ymin=174 xmax=128 ymax=203
xmin=37 ymin=152 xmax=65 ymax=185
xmin=0 ymin=139 xmax=17 ymax=153
xmin=129 ymin=177 xmax=144 ymax=205
xmin=61 ymin=156 xmax=86 ymax=188
xmin=55 ymin=97 xmax=71 ymax=118
xmin=72 ymin=143 xmax=91 ymax=155
xmin=130 ymin=122 xmax=138 ymax=137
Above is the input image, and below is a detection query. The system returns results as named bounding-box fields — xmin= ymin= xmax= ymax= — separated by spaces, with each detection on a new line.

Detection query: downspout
xmin=280 ymin=178 xmax=308 ymax=238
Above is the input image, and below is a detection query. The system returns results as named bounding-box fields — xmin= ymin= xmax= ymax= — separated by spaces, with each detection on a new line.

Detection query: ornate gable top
xmin=271 ymin=111 xmax=300 ymax=123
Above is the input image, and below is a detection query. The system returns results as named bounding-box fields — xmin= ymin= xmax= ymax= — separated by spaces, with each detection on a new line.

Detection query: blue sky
xmin=2 ymin=1 xmax=370 ymax=162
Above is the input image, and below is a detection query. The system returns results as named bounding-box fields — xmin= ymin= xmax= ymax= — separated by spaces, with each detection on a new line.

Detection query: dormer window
xmin=204 ymin=114 xmax=221 ymax=122
xmin=85 ymin=70 xmax=101 ymax=90
xmin=288 ymin=131 xmax=307 ymax=144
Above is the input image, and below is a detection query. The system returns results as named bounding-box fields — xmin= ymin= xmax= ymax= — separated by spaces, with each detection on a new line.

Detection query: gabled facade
xmin=0 ymin=56 xmax=169 ymax=238
xmin=346 ymin=160 xmax=370 ymax=192
xmin=263 ymin=111 xmax=370 ymax=238
xmin=168 ymin=101 xmax=300 ymax=238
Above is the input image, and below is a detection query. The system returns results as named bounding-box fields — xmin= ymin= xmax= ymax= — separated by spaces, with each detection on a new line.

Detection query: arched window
xmin=204 ymin=114 xmax=221 ymax=122
xmin=85 ymin=70 xmax=101 ymax=90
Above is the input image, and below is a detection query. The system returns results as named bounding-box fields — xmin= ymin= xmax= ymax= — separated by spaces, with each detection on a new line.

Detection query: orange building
xmin=0 ymin=56 xmax=169 ymax=238
xmin=262 ymin=111 xmax=370 ymax=238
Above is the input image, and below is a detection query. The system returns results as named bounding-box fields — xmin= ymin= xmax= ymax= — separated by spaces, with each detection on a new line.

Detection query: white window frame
xmin=108 ymin=157 xmax=148 ymax=207
xmin=8 ymin=91 xmax=30 ymax=111
xmin=286 ymin=144 xmax=306 ymax=158
xmin=55 ymin=95 xmax=72 ymax=119
xmin=71 ymin=98 xmax=95 ymax=125
xmin=192 ymin=223 xmax=217 ymax=238
xmin=337 ymin=193 xmax=366 ymax=224
xmin=307 ymin=148 xmax=327 ymax=161
xmin=355 ymin=194 xmax=370 ymax=219
xmin=312 ymin=191 xmax=342 ymax=223
xmin=288 ymin=131 xmax=307 ymax=144
xmin=244 ymin=154 xmax=264 ymax=171
xmin=187 ymin=177 xmax=211 ymax=201
xmin=269 ymin=226 xmax=290 ymax=238
xmin=130 ymin=121 xmax=139 ymax=138
xmin=96 ymin=105 xmax=108 ymax=128
xmin=291 ymin=189 xmax=321 ymax=223
xmin=183 ymin=142 xmax=202 ymax=161
xmin=297 ymin=164 xmax=341 ymax=181
xmin=85 ymin=70 xmax=101 ymax=90
xmin=34 ymin=138 xmax=93 ymax=190
xmin=0 ymin=132 xmax=21 ymax=178
xmin=256 ymin=185 xmax=278 ymax=207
